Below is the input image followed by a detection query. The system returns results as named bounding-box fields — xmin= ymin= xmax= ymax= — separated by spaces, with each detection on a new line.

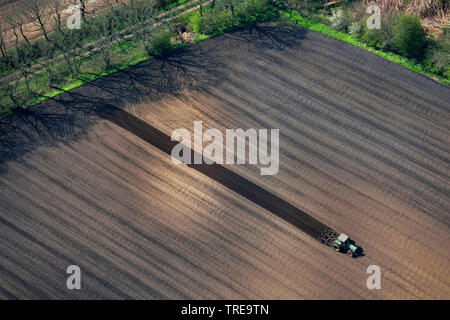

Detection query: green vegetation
xmin=161 ymin=0 xmax=193 ymax=10
xmin=359 ymin=13 xmax=397 ymax=51
xmin=187 ymin=0 xmax=278 ymax=36
xmin=147 ymin=26 xmax=175 ymax=56
xmin=1 ymin=0 xmax=448 ymax=117
xmin=0 ymin=0 xmax=191 ymax=116
xmin=426 ymin=27 xmax=450 ymax=78
xmin=282 ymin=9 xmax=449 ymax=86
xmin=392 ymin=14 xmax=427 ymax=59
xmin=279 ymin=0 xmax=448 ymax=84
xmin=0 ymin=0 xmax=194 ymax=76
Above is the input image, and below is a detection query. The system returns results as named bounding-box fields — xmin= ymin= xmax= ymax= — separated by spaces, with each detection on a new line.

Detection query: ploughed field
xmin=0 ymin=26 xmax=449 ymax=299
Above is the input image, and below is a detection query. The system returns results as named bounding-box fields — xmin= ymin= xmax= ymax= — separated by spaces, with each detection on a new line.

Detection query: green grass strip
xmin=282 ymin=10 xmax=449 ymax=86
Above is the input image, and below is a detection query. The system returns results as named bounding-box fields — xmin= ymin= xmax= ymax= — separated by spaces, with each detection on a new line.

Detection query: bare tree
xmin=95 ymin=14 xmax=117 ymax=70
xmin=17 ymin=15 xmax=33 ymax=47
xmin=54 ymin=29 xmax=83 ymax=75
xmin=132 ymin=0 xmax=160 ymax=55
xmin=21 ymin=0 xmax=51 ymax=42
xmin=2 ymin=81 xmax=23 ymax=111
xmin=101 ymin=0 xmax=129 ymax=24
xmin=127 ymin=0 xmax=159 ymax=28
xmin=6 ymin=15 xmax=31 ymax=47
xmin=223 ymin=0 xmax=236 ymax=16
xmin=13 ymin=44 xmax=35 ymax=95
xmin=78 ymin=0 xmax=91 ymax=23
xmin=39 ymin=41 xmax=57 ymax=88
xmin=6 ymin=16 xmax=19 ymax=48
xmin=50 ymin=0 xmax=65 ymax=34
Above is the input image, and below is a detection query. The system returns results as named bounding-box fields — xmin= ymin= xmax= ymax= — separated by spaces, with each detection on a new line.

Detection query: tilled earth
xmin=0 ymin=26 xmax=449 ymax=299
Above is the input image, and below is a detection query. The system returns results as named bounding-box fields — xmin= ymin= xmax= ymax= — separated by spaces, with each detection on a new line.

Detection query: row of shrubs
xmin=273 ymin=0 xmax=448 ymax=80
xmin=0 ymin=0 xmax=185 ymax=75
xmin=0 ymin=0 xmax=280 ymax=114
xmin=4 ymin=0 xmax=447 ymax=79
xmin=0 ymin=0 xmax=278 ymax=75
xmin=189 ymin=0 xmax=449 ymax=80
xmin=0 ymin=0 xmax=185 ymax=113
xmin=187 ymin=0 xmax=279 ymax=36
xmin=109 ymin=0 xmax=280 ymax=58
xmin=306 ymin=2 xmax=448 ymax=79
xmin=1 ymin=0 xmax=448 ymax=115
xmin=357 ymin=14 xmax=449 ymax=78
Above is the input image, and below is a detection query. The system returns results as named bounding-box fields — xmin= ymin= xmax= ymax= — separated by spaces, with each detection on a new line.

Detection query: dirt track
xmin=0 ymin=26 xmax=449 ymax=299
xmin=0 ymin=0 xmax=124 ymax=46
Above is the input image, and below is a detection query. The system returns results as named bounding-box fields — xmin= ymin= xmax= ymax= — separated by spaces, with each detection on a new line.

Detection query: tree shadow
xmin=0 ymin=26 xmax=309 ymax=174
xmin=223 ymin=24 xmax=309 ymax=52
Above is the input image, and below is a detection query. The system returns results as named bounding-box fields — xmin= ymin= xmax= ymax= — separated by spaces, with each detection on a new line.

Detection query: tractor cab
xmin=333 ymin=233 xmax=363 ymax=258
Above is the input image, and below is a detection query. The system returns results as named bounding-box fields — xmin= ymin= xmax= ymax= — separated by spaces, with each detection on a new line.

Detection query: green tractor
xmin=333 ymin=233 xmax=363 ymax=258
xmin=318 ymin=229 xmax=364 ymax=258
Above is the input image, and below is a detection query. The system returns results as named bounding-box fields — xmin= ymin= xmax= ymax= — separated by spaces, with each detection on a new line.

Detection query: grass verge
xmin=281 ymin=10 xmax=450 ymax=86
xmin=2 ymin=3 xmax=448 ymax=117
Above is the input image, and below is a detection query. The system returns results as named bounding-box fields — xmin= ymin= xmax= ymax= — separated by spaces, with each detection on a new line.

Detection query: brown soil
xmin=0 ymin=26 xmax=449 ymax=299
